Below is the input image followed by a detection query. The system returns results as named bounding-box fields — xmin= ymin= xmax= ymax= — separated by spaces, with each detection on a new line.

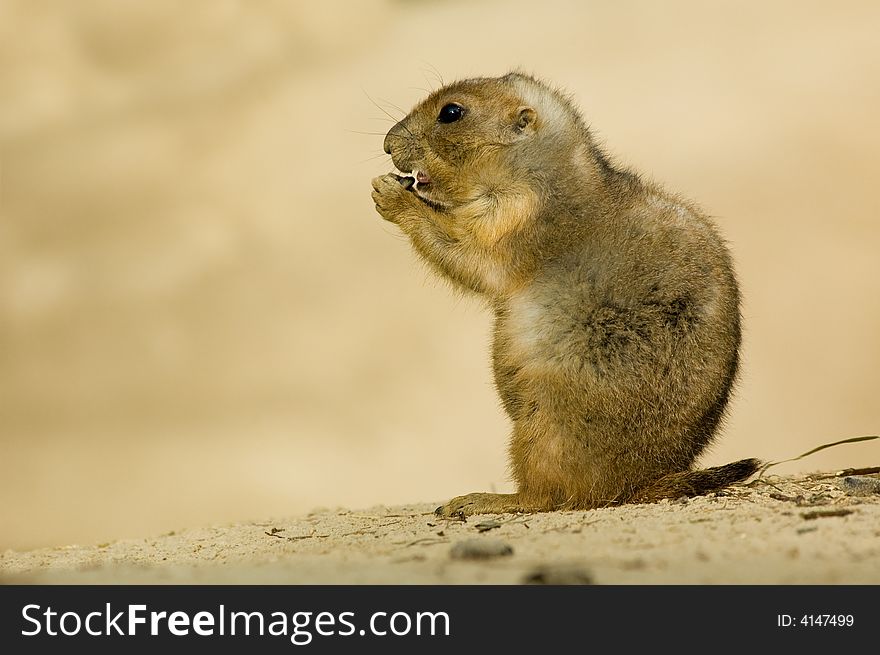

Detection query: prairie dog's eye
xmin=437 ymin=103 xmax=464 ymax=124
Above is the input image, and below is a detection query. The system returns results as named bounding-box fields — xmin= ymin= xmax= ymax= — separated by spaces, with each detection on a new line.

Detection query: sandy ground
xmin=3 ymin=472 xmax=878 ymax=584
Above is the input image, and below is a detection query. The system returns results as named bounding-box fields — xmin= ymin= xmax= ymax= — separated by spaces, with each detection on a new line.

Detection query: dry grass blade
xmin=812 ymin=466 xmax=880 ymax=480
xmin=835 ymin=466 xmax=880 ymax=476
xmin=801 ymin=509 xmax=854 ymax=521
xmin=758 ymin=435 xmax=879 ymax=477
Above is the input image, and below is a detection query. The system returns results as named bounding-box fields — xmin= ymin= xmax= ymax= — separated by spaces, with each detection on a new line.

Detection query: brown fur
xmin=371 ymin=73 xmax=759 ymax=516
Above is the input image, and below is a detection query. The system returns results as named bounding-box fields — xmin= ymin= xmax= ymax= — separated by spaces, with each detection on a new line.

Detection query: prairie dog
xmin=371 ymin=72 xmax=758 ymax=517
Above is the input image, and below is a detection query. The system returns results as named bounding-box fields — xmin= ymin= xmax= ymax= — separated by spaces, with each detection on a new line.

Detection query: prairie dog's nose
xmin=383 ymin=120 xmax=406 ymax=154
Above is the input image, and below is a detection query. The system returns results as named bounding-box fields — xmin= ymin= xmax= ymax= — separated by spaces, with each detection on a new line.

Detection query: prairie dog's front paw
xmin=371 ymin=173 xmax=415 ymax=223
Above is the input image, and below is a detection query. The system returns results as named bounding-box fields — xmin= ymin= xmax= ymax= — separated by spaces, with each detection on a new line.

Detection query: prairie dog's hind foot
xmin=435 ymin=492 xmax=537 ymax=518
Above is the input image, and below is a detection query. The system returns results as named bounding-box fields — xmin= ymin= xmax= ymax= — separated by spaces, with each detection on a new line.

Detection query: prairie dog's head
xmin=383 ymin=73 xmax=585 ymax=209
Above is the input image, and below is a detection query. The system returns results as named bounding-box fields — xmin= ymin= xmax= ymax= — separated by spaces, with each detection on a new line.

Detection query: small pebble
xmin=523 ymin=563 xmax=594 ymax=585
xmin=474 ymin=520 xmax=501 ymax=533
xmin=450 ymin=538 xmax=513 ymax=560
xmin=841 ymin=475 xmax=880 ymax=496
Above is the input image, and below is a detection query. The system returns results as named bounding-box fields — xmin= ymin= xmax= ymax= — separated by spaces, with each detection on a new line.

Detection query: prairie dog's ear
xmin=516 ymin=106 xmax=536 ymax=131
xmin=506 ymin=106 xmax=537 ymax=142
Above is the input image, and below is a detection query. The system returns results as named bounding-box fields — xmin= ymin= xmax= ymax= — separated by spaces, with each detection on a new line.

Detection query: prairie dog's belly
xmin=501 ymin=288 xmax=559 ymax=373
xmin=493 ymin=284 xmax=608 ymax=424
xmin=497 ymin=281 xmax=653 ymax=383
xmin=493 ymin=268 xmax=729 ymax=427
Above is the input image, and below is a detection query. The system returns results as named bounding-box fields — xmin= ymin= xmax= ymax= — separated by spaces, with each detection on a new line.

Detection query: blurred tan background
xmin=2 ymin=0 xmax=878 ymax=551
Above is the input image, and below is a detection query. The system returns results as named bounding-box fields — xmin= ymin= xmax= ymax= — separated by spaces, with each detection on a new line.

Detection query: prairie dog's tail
xmin=636 ymin=458 xmax=762 ymax=502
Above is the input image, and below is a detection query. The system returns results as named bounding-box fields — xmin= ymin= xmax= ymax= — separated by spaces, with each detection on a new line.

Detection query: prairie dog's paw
xmin=371 ymin=173 xmax=416 ymax=223
xmin=435 ymin=492 xmax=527 ymax=518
